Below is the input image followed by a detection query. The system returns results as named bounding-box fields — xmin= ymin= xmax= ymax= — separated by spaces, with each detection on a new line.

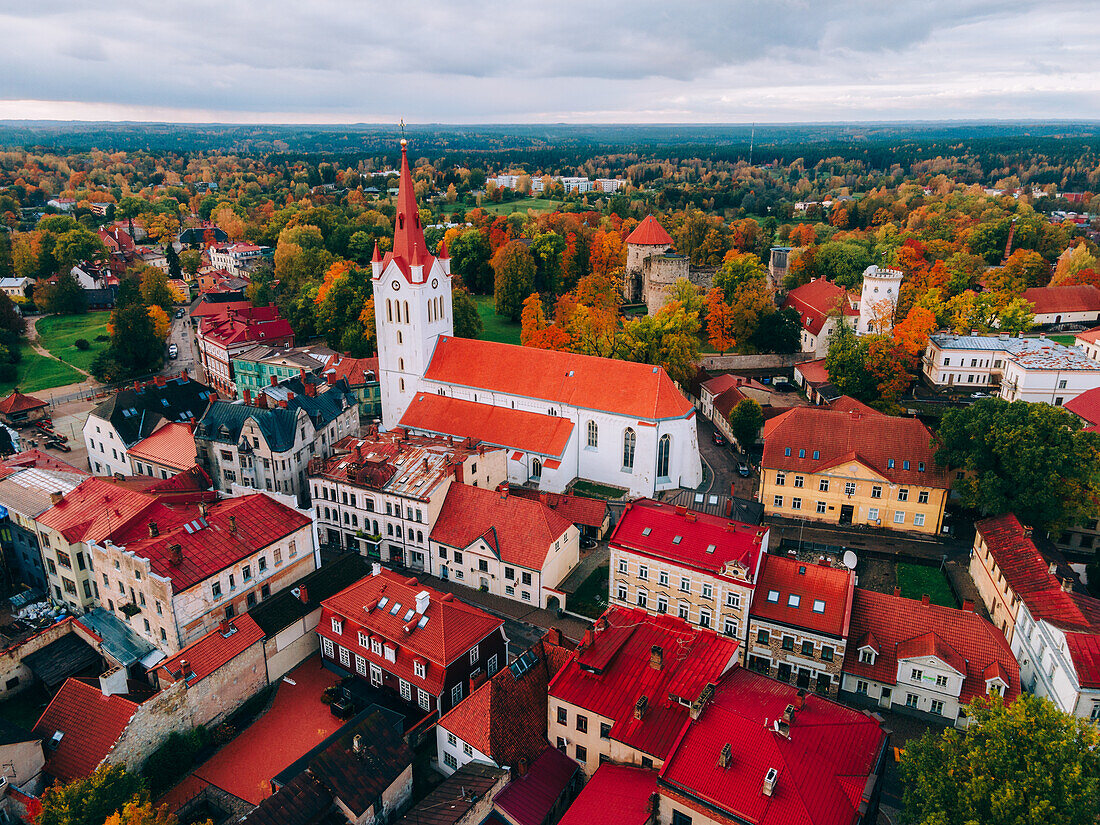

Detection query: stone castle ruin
xmin=621 ymin=216 xmax=715 ymax=315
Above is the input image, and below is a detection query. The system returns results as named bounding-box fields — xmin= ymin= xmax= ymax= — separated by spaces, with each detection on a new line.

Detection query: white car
xmin=168 ymin=344 xmax=178 ymax=359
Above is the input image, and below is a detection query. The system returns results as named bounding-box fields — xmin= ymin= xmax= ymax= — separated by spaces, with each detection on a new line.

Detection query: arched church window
xmin=623 ymin=428 xmax=636 ymax=470
xmin=657 ymin=434 xmax=671 ymax=479
xmin=404 ymin=301 xmax=410 ymax=323
xmin=531 ymin=458 xmax=542 ymax=479
xmin=387 ymin=300 xmax=392 ymax=323
xmin=399 ymin=358 xmax=404 ymax=371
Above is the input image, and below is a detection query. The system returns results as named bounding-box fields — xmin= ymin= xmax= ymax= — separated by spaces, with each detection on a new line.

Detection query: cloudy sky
xmin=1 ymin=0 xmax=1098 ymax=123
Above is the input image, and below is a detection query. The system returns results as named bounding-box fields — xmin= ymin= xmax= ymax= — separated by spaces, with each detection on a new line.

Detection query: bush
xmin=0 ymin=363 xmax=16 ymax=383
xmin=94 ymin=334 xmax=110 ymax=342
xmin=74 ymin=338 xmax=90 ymax=350
xmin=140 ymin=728 xmax=210 ymax=797
xmin=211 ymin=723 xmax=236 ymax=745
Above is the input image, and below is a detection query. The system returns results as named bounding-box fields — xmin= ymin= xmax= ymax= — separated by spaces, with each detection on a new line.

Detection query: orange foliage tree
xmin=704 ymin=288 xmax=737 ymax=354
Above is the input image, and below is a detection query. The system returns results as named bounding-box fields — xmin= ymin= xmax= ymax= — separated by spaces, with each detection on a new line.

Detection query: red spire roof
xmin=386 ymin=140 xmax=432 ymax=279
xmin=437 ymin=237 xmax=449 ymax=259
xmin=371 ymin=240 xmax=382 ymax=263
xmin=626 ymin=215 xmax=673 ymax=246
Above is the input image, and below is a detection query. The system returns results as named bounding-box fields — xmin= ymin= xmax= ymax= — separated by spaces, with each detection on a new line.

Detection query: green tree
xmin=451 ymin=229 xmax=493 ymax=294
xmin=452 ymin=286 xmax=483 ymax=339
xmin=0 ymin=292 xmax=26 ymax=337
xmin=179 ymin=250 xmax=202 ymax=279
xmin=824 ymin=323 xmax=876 ymax=400
xmin=246 ymin=260 xmax=275 ymax=307
xmin=138 ymin=265 xmax=175 ymax=313
xmin=492 ymin=240 xmax=536 ymax=321
xmin=935 ymin=398 xmax=1100 ymax=531
xmin=38 ymin=764 xmax=147 ymax=825
xmin=750 ymin=307 xmax=800 ymax=354
xmin=900 ymin=695 xmax=1100 ymax=825
xmin=728 ymin=398 xmax=764 ymax=450
xmin=713 ymin=251 xmax=767 ymax=303
xmin=529 ymin=232 xmax=566 ymax=295
xmin=314 ymin=261 xmax=373 ymax=354
xmin=616 ymin=301 xmax=700 ymax=385
xmin=815 ymin=241 xmax=873 ymax=288
xmin=55 ymin=227 xmax=107 ymax=271
xmin=36 ymin=273 xmax=88 ymax=315
xmin=96 ymin=301 xmax=163 ymax=381
xmin=347 ymin=230 xmax=376 ymax=264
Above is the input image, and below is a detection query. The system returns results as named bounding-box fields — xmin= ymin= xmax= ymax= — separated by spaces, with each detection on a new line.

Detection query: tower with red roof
xmin=622 ymin=215 xmax=690 ymax=314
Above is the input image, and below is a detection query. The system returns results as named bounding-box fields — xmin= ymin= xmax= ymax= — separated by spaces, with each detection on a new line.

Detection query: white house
xmin=999 ymin=341 xmax=1100 ymax=405
xmin=782 ymin=278 xmax=860 ymax=356
xmin=1020 ymin=284 xmax=1100 ymax=327
xmin=1074 ymin=327 xmax=1100 ymax=362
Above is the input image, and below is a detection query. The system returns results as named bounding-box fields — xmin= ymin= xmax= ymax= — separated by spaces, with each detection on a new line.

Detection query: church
xmin=371 ymin=141 xmax=703 ymax=498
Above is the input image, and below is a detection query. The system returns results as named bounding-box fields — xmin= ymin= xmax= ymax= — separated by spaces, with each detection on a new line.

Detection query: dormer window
xmin=767 ymin=590 xmax=779 ymax=603
xmin=331 ymin=618 xmax=342 ymax=635
xmin=987 ymin=681 xmax=1005 ymax=697
xmin=859 ymin=648 xmax=876 ymax=665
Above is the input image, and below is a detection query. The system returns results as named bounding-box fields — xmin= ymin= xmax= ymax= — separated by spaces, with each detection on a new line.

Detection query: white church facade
xmin=371 ymin=141 xmax=703 ymax=498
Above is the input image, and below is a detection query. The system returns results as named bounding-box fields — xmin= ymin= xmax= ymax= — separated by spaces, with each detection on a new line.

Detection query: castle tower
xmin=858 ymin=265 xmax=904 ymax=334
xmin=372 ymin=140 xmax=453 ymax=430
xmin=623 ymin=215 xmax=673 ymax=303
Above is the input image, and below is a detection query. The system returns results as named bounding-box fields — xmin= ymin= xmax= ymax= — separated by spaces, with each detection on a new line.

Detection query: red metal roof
xmin=191 ymin=299 xmax=252 ymax=319
xmin=611 ymin=498 xmax=767 ymax=584
xmin=33 ymin=678 xmax=139 ymax=782
xmin=200 ymin=305 xmax=294 ymax=349
xmin=749 ymin=554 xmax=855 ymax=639
xmin=401 ymin=393 xmax=574 ymax=458
xmin=1 ymin=449 xmax=87 ymax=475
xmin=1021 ymin=284 xmax=1100 ymax=315
xmin=626 ymin=215 xmax=673 ymax=247
xmin=793 ymin=358 xmax=830 ymax=386
xmin=558 ymin=763 xmax=657 ymax=825
xmin=549 ymin=607 xmax=739 ymax=762
xmin=159 ymin=614 xmax=265 ymax=684
xmin=319 ymin=568 xmax=503 ymax=693
xmin=432 ymin=484 xmax=574 ymax=571
xmin=781 ymin=279 xmax=859 ymax=336
xmin=493 ymin=745 xmax=579 ymax=825
xmin=657 ymin=668 xmax=887 ymax=825
xmin=423 ymin=336 xmax=694 ymax=420
xmin=0 ymin=390 xmax=48 ymax=415
xmin=842 ymin=588 xmax=1020 ymax=703
xmin=762 ymin=406 xmax=948 ymax=488
xmin=127 ymin=422 xmax=198 ymax=471
xmin=1064 ymin=386 xmax=1100 ymax=426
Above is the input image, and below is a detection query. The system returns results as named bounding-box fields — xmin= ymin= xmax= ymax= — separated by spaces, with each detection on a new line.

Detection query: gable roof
xmin=2 ymin=449 xmax=87 ymax=475
xmin=239 ymin=773 xmax=333 ymax=825
xmin=431 ymin=484 xmax=574 ymax=571
xmin=749 ymin=554 xmax=855 ymax=639
xmin=127 ymin=422 xmax=197 ymax=472
xmin=508 ymin=488 xmax=608 ymax=529
xmin=762 ymin=407 xmax=947 ymax=488
xmin=626 ymin=215 xmax=673 ymax=246
xmin=423 ymin=336 xmax=694 ymax=420
xmin=33 ymin=678 xmax=139 ymax=782
xmin=842 ymin=588 xmax=1020 ymax=703
xmin=89 ymin=374 xmax=215 ymax=447
xmin=159 ymin=614 xmax=264 ymax=684
xmin=395 ymin=762 xmax=509 ymax=825
xmin=1021 ymin=284 xmax=1100 ymax=315
xmin=492 ymin=745 xmax=580 ymax=825
xmin=321 ymin=354 xmax=379 ymax=387
xmin=558 ymin=763 xmax=658 ymax=825
xmin=0 ymin=390 xmax=48 ymax=415
xmin=782 ymin=279 xmax=859 ymax=336
xmin=826 ymin=395 xmax=882 ymax=417
xmin=199 ymin=304 xmax=294 ymax=349
xmin=1064 ymin=386 xmax=1100 ymax=426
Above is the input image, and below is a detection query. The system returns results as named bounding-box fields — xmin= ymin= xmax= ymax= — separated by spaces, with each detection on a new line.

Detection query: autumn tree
xmin=529 ymin=232 xmax=565 ymax=295
xmin=138 ymin=265 xmax=175 ymax=313
xmin=492 ymin=240 xmax=536 ymax=321
xmin=824 ymin=323 xmax=876 ymax=401
xmin=728 ymin=399 xmax=764 ymax=450
xmin=616 ymin=301 xmax=700 ymax=385
xmin=891 ymin=305 xmax=937 ymax=358
xmin=704 ymin=288 xmax=737 ymax=354
xmin=1052 ymin=243 xmax=1097 ymax=285
xmin=148 ymin=305 xmax=170 ymax=342
xmin=314 ymin=261 xmax=373 ymax=354
xmin=713 ymin=251 xmax=767 ymax=304
xmin=104 ymin=801 xmax=190 ymax=825
xmin=38 ymin=764 xmax=147 ymax=825
xmin=520 ymin=292 xmax=549 ymax=346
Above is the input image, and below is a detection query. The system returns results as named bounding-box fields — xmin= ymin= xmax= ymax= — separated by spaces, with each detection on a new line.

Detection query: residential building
xmin=429 ymin=483 xmax=580 ymax=610
xmin=196 ymin=304 xmax=294 ymax=398
xmin=746 ymin=554 xmax=855 ymax=696
xmin=760 ymin=406 xmax=949 ymax=535
xmin=308 ymin=431 xmax=506 ymax=563
xmin=374 ymin=142 xmax=702 ymax=498
xmin=87 ymin=491 xmax=316 ymax=654
xmin=395 ymin=763 xmax=509 ymax=825
xmin=0 ymin=277 xmax=31 ymax=299
xmin=435 ymin=629 xmax=574 ymax=776
xmin=608 ymin=499 xmax=768 ymax=646
xmin=0 ymin=389 xmax=49 ymax=428
xmin=317 ymin=566 xmax=507 ymax=715
xmin=782 ymin=278 xmax=859 ymax=356
xmin=999 ymin=340 xmax=1100 ymax=405
xmin=82 ymin=373 xmax=215 ymax=477
xmin=593 ymin=178 xmax=625 ymax=193
xmin=508 ymin=488 xmax=610 ymax=539
xmin=320 ymin=353 xmax=382 ymax=420
xmin=971 ymin=514 xmax=1100 ymax=722
xmin=0 ymin=719 xmax=44 ymax=794
xmin=207 ymin=242 xmax=268 ymax=278
xmin=922 ymin=332 xmax=1023 ymax=389
xmin=1021 ymin=284 xmax=1100 ymax=326
xmin=127 ymin=422 xmax=197 ymax=479
xmin=547 ymin=607 xmax=740 ymax=776
xmin=559 ymin=177 xmax=592 ymax=193
xmin=230 ymin=343 xmax=335 ymax=397
xmin=840 ymin=588 xmax=1020 ymax=728
xmin=178 ymin=224 xmax=228 ymax=248
xmin=557 ymin=764 xmax=658 ymax=825
xmin=793 ymin=358 xmax=841 ymax=405
xmin=195 ymin=374 xmax=359 ymax=505
xmin=1074 ymin=326 xmax=1100 ymax=361
xmin=491 ymin=745 xmax=580 ymax=825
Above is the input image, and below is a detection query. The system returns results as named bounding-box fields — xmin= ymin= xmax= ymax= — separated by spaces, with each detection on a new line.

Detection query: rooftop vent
xmin=718 ymin=742 xmax=732 ymax=768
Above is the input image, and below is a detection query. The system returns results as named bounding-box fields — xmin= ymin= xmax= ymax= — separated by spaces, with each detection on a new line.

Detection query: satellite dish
xmin=842 ymin=550 xmax=858 ymax=570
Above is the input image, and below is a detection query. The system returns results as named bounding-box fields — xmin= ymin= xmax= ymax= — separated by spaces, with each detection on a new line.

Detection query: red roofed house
xmin=508 ymin=488 xmax=610 ymax=540
xmin=760 ymin=406 xmax=949 ymax=535
xmin=435 ymin=629 xmax=575 ymax=776
xmin=1056 ymin=389 xmax=1100 ymax=554
xmin=318 ymin=565 xmax=506 ymax=716
xmin=429 ymin=483 xmax=579 ymax=610
xmin=197 ymin=305 xmax=294 ymax=398
xmin=782 ymin=278 xmax=860 ymax=356
xmin=793 ymin=357 xmax=841 ymax=405
xmin=86 ymin=491 xmax=315 ymax=654
xmin=127 ymin=421 xmax=198 ymax=479
xmin=557 ymin=763 xmax=658 ymax=825
xmin=1021 ymin=284 xmax=1100 ymax=326
xmin=747 ymin=554 xmax=855 ymax=696
xmin=1073 ymin=325 xmax=1100 ymax=362
xmin=374 ymin=143 xmax=701 ymax=498
xmin=608 ymin=499 xmax=768 ymax=651
xmin=0 ymin=390 xmax=49 ymax=427
xmin=840 ymin=587 xmax=1019 ymax=728
xmin=547 ymin=606 xmax=740 ymax=777
xmin=971 ymin=515 xmax=1100 ymax=722
xmin=320 ymin=353 xmax=382 ymax=419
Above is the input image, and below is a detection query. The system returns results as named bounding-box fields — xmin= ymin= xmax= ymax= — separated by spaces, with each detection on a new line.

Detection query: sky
xmin=1 ymin=0 xmax=1099 ymax=124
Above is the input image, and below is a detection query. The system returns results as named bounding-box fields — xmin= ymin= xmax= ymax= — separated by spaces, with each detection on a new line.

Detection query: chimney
xmin=647 ymin=793 xmax=659 ymax=816
xmin=326 ymin=371 xmax=336 ymax=385
xmin=545 ymin=627 xmax=562 ymax=646
xmin=453 ymin=460 xmax=465 ymax=484
xmin=286 ymin=391 xmax=295 ymax=402
xmin=179 ymin=659 xmax=193 ymax=679
xmin=634 ymin=695 xmax=649 ymax=720
xmin=355 ymin=445 xmax=363 ymax=461
xmin=352 ymin=734 xmax=363 ymax=754
xmin=1023 ymin=526 xmax=1033 ymax=538
xmin=1061 ymin=577 xmax=1073 ymax=593
xmin=685 ymin=511 xmax=697 ymax=523
xmin=148 ymin=521 xmax=159 ymax=538
xmin=228 ymin=515 xmax=237 ymax=533
xmin=921 ymin=593 xmax=930 ymax=605
xmin=50 ymin=490 xmax=64 ymax=505
xmin=893 ymin=586 xmax=901 ymax=597
xmin=579 ymin=628 xmax=594 ymax=650
xmin=649 ymin=645 xmax=664 ymax=671
xmin=270 ymin=374 xmax=278 ymax=386
xmin=99 ymin=666 xmax=128 ymax=697
xmin=219 ymin=617 xmax=231 ymax=635
xmin=517 ymin=757 xmax=528 ymax=777
xmin=243 ymin=389 xmax=251 ymax=405
xmin=278 ymin=399 xmax=287 ymax=409
xmin=416 ymin=590 xmax=430 ymax=614
xmin=372 ymin=562 xmax=381 ymax=577
xmin=303 ymin=381 xmax=316 ymax=398
xmin=963 ymin=599 xmax=975 ymax=612
xmin=499 ymin=483 xmax=509 ymax=500
xmin=257 ymin=394 xmax=269 ymax=409
xmin=717 ymin=742 xmax=732 ymax=768
xmin=168 ymin=543 xmax=183 ymax=565
xmin=783 ymin=703 xmax=797 ymax=723
xmin=763 ymin=768 xmax=778 ymax=797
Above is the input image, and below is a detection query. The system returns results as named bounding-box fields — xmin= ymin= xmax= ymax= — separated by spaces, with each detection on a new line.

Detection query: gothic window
xmin=404 ymin=301 xmax=410 ymax=323
xmin=386 ymin=299 xmax=392 ymax=323
xmin=623 ymin=428 xmax=636 ymax=470
xmin=587 ymin=420 xmax=598 ymax=448
xmin=531 ymin=458 xmax=542 ymax=479
xmin=657 ymin=434 xmax=671 ymax=479
xmin=399 ymin=358 xmax=404 ymax=371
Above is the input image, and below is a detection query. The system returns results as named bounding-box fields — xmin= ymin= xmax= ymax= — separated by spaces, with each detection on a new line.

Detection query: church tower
xmin=372 ymin=140 xmax=453 ymax=430
xmin=857 ymin=264 xmax=903 ymax=335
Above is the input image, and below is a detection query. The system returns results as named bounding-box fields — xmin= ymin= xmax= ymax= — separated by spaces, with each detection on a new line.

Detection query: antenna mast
xmin=748 ymin=122 xmax=755 ymax=167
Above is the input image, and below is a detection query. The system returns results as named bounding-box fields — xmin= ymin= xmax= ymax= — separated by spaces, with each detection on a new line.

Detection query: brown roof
xmin=1021 ymin=284 xmax=1100 ymax=315
xmin=509 ymin=488 xmax=609 ymax=529
xmin=0 ymin=390 xmax=48 ymax=415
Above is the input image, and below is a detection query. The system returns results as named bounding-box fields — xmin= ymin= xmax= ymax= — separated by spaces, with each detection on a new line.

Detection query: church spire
xmin=392 ymin=139 xmax=427 ymax=269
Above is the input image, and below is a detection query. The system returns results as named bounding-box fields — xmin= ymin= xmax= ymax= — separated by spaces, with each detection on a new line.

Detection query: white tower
xmin=372 ymin=140 xmax=453 ymax=430
xmin=858 ymin=265 xmax=903 ymax=335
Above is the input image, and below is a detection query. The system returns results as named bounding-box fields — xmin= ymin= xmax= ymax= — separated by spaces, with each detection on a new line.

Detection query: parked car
xmin=737 ymin=462 xmax=752 ymax=478
xmin=176 ymin=308 xmax=185 ymax=318
xmin=168 ymin=343 xmax=178 ymax=359
xmin=712 ymin=432 xmax=726 ymax=446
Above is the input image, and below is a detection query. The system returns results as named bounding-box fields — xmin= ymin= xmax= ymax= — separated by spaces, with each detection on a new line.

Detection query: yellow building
xmin=760 ymin=403 xmax=949 ymax=535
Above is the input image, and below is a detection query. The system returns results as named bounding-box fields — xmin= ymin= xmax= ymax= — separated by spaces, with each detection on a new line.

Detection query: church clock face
xmin=431 ymin=278 xmax=438 ymax=289
xmin=391 ymin=280 xmax=401 ymax=291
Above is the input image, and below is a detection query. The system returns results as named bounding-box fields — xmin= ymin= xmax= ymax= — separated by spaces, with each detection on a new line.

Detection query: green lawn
xmin=36 ymin=311 xmax=111 ymax=373
xmin=896 ymin=562 xmax=956 ymax=607
xmin=1046 ymin=334 xmax=1076 ymax=346
xmin=473 ymin=294 xmax=523 ymax=346
xmin=442 ymin=198 xmax=565 ymax=216
xmin=569 ymin=564 xmax=609 ymax=619
xmin=0 ymin=342 xmax=84 ymax=397
xmin=570 ymin=480 xmax=628 ymax=500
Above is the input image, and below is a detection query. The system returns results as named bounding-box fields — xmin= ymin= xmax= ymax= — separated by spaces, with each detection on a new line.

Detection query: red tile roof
xmin=610 ymin=499 xmax=767 ymax=585
xmin=191 ymin=299 xmax=252 ymax=319
xmin=432 ymin=484 xmax=574 ymax=571
xmin=127 ymin=422 xmax=198 ymax=472
xmin=492 ymin=745 xmax=579 ymax=825
xmin=558 ymin=763 xmax=658 ymax=825
xmin=750 ymin=555 xmax=855 ymax=639
xmin=33 ymin=678 xmax=139 ymax=782
xmin=782 ymin=279 xmax=859 ymax=336
xmin=200 ymin=305 xmax=293 ymax=349
xmin=158 ymin=614 xmax=265 ymax=684
xmin=842 ymin=588 xmax=1020 ymax=703
xmin=319 ymin=568 xmax=503 ymax=694
xmin=1064 ymin=386 xmax=1100 ymax=426
xmin=826 ymin=395 xmax=882 ymax=417
xmin=713 ymin=386 xmax=749 ymax=419
xmin=1021 ymin=284 xmax=1100 ymax=315
xmin=626 ymin=216 xmax=674 ymax=247
xmin=1074 ymin=326 xmax=1100 ymax=346
xmin=549 ymin=608 xmax=739 ymax=761
xmin=321 ymin=354 xmax=378 ymax=386
xmin=794 ymin=358 xmax=830 ymax=386
xmin=508 ymin=488 xmax=608 ymax=529
xmin=401 ymin=393 xmax=574 ymax=458
xmin=437 ymin=632 xmax=575 ymax=766
xmin=0 ymin=390 xmax=48 ymax=415
xmin=1 ymin=449 xmax=87 ymax=475
xmin=658 ymin=668 xmax=887 ymax=825
xmin=423 ymin=336 xmax=694 ymax=420
xmin=762 ymin=407 xmax=947 ymax=488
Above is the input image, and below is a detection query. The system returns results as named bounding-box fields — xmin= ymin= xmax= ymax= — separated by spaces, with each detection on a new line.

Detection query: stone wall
xmin=263 ymin=609 xmax=322 ymax=682
xmin=0 ymin=618 xmax=97 ymax=699
xmin=700 ymin=352 xmax=817 ymax=371
xmin=744 ymin=617 xmax=845 ymax=696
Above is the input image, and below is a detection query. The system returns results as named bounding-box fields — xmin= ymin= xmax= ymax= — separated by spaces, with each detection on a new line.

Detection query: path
xmin=27 ymin=316 xmax=92 ymax=378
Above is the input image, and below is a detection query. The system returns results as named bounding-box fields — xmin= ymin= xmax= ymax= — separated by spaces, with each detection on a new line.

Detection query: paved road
xmin=164 ymin=314 xmax=201 ymax=380
xmin=695 ymin=415 xmax=758 ymax=499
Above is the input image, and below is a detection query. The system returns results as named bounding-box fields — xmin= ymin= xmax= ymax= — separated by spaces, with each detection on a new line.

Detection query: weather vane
xmin=399 ymin=118 xmax=406 ymax=141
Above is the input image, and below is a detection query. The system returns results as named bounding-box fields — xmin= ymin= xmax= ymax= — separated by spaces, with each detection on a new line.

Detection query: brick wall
xmin=0 ymin=619 xmax=81 ymax=699
xmin=744 ymin=617 xmax=845 ymax=696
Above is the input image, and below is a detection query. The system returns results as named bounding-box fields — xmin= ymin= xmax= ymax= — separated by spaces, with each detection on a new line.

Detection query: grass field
xmin=0 ymin=342 xmax=84 ymax=397
xmin=36 ymin=311 xmax=111 ymax=373
xmin=896 ymin=561 xmax=956 ymax=607
xmin=442 ymin=198 xmax=565 ymax=216
xmin=569 ymin=564 xmax=609 ymax=619
xmin=570 ymin=480 xmax=628 ymax=500
xmin=1046 ymin=334 xmax=1076 ymax=346
xmin=473 ymin=294 xmax=523 ymax=346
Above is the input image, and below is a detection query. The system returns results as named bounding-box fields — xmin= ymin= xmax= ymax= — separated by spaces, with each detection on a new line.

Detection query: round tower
xmin=858 ymin=265 xmax=904 ymax=334
xmin=624 ymin=216 xmax=674 ymax=303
